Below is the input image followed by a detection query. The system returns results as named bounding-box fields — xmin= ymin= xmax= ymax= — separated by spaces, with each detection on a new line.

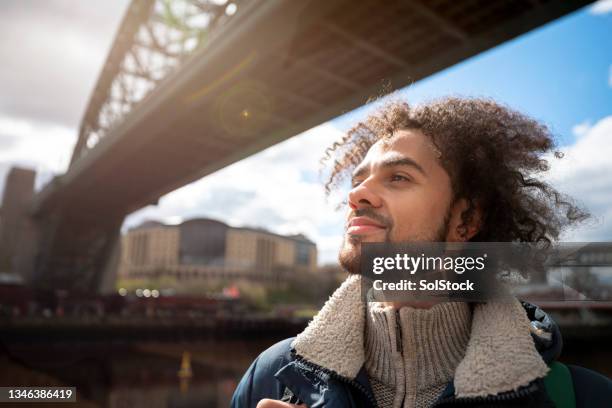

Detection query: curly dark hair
xmin=321 ymin=97 xmax=589 ymax=244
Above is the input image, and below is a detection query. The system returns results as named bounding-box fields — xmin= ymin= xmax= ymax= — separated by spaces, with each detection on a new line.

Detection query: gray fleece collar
xmin=291 ymin=274 xmax=550 ymax=398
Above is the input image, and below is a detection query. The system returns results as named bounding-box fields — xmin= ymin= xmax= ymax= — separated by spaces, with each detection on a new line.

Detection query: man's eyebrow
xmin=352 ymin=156 xmax=427 ymax=179
xmin=352 ymin=163 xmax=369 ymax=180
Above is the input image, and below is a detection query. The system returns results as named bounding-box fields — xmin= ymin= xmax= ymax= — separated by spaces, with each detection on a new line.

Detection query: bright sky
xmin=1 ymin=1 xmax=611 ymax=265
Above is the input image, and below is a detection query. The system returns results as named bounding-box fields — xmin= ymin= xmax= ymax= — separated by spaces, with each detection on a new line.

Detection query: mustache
xmin=346 ymin=208 xmax=393 ymax=229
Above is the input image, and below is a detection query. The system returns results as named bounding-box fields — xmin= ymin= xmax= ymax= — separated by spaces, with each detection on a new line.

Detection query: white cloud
xmin=0 ymin=115 xmax=76 ymax=198
xmin=571 ymin=120 xmax=591 ymax=138
xmin=545 ymin=115 xmax=612 ymax=241
xmin=0 ymin=0 xmax=129 ymax=128
xmin=589 ymin=0 xmax=612 ymax=14
xmin=123 ymin=123 xmax=349 ymax=265
xmin=0 ymin=116 xmax=75 ymax=173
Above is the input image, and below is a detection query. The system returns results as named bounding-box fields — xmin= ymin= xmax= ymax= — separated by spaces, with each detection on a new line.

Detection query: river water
xmin=0 ymin=337 xmax=285 ymax=407
xmin=1 ymin=334 xmax=610 ymax=407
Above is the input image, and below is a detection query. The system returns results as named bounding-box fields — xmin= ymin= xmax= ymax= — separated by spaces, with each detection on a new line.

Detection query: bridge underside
xmin=28 ymin=0 xmax=591 ymax=291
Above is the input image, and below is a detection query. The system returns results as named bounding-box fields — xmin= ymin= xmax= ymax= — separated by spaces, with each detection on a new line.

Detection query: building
xmin=118 ymin=218 xmax=317 ymax=284
xmin=0 ymin=167 xmax=36 ymax=277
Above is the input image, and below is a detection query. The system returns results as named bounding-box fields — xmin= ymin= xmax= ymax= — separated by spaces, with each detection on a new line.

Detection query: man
xmin=231 ymin=97 xmax=612 ymax=407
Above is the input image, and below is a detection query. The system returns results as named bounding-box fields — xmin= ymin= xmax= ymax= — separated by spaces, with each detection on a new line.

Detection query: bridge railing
xmin=70 ymin=0 xmax=244 ymax=167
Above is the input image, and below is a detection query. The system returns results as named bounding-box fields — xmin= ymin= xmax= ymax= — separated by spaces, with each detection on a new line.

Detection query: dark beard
xmin=338 ymin=207 xmax=452 ymax=275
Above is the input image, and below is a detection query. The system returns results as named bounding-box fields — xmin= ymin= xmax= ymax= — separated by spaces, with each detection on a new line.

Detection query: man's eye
xmin=391 ymin=174 xmax=410 ymax=182
xmin=351 ymin=180 xmax=362 ymax=188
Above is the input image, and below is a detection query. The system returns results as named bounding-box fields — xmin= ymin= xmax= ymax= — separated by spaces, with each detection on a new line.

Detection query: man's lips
xmin=346 ymin=216 xmax=387 ymax=235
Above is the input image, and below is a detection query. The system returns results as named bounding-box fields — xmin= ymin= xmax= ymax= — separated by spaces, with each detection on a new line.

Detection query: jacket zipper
xmin=290 ymin=350 xmax=379 ymax=407
xmin=396 ymin=309 xmax=405 ymax=408
xmin=395 ymin=309 xmax=403 ymax=354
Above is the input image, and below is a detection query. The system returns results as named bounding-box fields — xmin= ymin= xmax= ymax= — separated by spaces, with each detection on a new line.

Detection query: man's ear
xmin=446 ymin=198 xmax=482 ymax=242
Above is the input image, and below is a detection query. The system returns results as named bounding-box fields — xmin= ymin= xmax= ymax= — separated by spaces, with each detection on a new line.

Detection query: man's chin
xmin=339 ymin=230 xmax=393 ymax=274
xmin=338 ymin=240 xmax=362 ymax=275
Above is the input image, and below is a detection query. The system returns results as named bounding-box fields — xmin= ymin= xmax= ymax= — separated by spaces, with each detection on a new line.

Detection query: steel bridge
xmin=10 ymin=0 xmax=592 ymax=291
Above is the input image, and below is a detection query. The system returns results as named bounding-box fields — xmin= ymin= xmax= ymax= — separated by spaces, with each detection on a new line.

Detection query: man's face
xmin=338 ymin=129 xmax=457 ymax=273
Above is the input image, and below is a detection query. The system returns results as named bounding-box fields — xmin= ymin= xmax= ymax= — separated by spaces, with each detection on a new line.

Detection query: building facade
xmin=118 ymin=218 xmax=317 ymax=283
xmin=0 ymin=167 xmax=36 ymax=278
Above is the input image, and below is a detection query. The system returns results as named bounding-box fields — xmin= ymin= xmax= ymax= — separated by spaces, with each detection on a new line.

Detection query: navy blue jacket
xmin=231 ymin=302 xmax=612 ymax=407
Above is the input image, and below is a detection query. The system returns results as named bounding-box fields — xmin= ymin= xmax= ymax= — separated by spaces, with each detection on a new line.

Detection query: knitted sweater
xmin=291 ymin=274 xmax=550 ymax=400
xmin=365 ymin=302 xmax=472 ymax=408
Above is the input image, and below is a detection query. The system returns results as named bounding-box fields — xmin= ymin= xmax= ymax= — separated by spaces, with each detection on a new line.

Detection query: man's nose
xmin=348 ymin=180 xmax=382 ymax=210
